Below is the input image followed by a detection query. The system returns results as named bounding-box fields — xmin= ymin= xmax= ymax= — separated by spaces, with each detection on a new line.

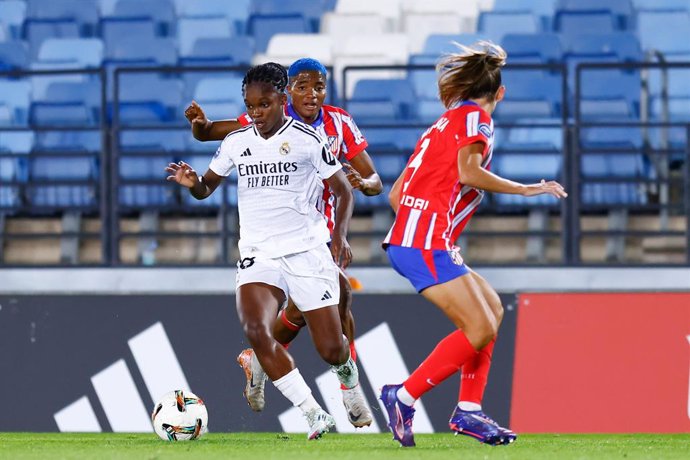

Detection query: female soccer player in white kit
xmin=166 ymin=63 xmax=361 ymax=440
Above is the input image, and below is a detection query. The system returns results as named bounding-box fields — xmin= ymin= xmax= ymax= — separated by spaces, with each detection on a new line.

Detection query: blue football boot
xmin=379 ymin=384 xmax=416 ymax=447
xmin=448 ymin=406 xmax=517 ymax=445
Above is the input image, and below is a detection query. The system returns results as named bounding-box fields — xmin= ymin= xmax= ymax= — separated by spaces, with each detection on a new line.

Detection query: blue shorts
xmin=386 ymin=245 xmax=470 ymax=293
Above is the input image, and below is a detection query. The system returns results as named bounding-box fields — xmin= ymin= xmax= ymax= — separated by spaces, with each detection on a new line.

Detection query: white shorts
xmin=235 ymin=244 xmax=340 ymax=312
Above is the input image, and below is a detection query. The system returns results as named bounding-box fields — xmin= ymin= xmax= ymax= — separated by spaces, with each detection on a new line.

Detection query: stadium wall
xmin=1 ymin=268 xmax=688 ymax=434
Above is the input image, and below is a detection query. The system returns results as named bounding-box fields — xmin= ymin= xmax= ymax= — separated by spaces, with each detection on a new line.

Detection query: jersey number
xmin=403 ymin=138 xmax=430 ymax=193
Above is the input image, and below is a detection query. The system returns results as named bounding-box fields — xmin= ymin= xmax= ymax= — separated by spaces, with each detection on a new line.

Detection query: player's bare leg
xmin=236 ymin=283 xmax=333 ymax=439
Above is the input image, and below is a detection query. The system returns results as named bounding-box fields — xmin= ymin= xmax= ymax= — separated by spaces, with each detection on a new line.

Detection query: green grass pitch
xmin=1 ymin=433 xmax=688 ymax=460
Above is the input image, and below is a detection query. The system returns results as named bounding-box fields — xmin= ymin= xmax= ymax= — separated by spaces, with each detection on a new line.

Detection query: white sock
xmin=458 ymin=401 xmax=482 ymax=411
xmin=396 ymin=386 xmax=416 ymax=407
xmin=273 ymin=368 xmax=317 ymax=410
xmin=298 ymin=394 xmax=321 ymax=413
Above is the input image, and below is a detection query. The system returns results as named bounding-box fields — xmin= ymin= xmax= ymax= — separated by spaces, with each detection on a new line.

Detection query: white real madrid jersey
xmin=209 ymin=117 xmax=343 ymax=259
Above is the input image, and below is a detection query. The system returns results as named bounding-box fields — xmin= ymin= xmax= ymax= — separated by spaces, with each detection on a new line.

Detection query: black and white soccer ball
xmin=151 ymin=390 xmax=208 ymax=441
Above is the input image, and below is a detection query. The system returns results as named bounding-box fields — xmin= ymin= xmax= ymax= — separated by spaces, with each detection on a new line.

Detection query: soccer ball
xmin=151 ymin=390 xmax=208 ymax=441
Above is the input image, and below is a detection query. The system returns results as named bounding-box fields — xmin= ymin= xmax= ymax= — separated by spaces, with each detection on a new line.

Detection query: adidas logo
xmin=320 ymin=290 xmax=332 ymax=301
xmin=240 ymin=148 xmax=252 ymax=157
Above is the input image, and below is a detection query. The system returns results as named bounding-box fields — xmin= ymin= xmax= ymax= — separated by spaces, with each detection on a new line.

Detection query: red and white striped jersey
xmin=383 ymin=101 xmax=494 ymax=251
xmin=239 ymin=103 xmax=368 ymax=233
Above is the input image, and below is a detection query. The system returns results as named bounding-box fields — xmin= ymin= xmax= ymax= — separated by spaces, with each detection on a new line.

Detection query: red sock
xmin=340 ymin=340 xmax=357 ymax=390
xmin=459 ymin=338 xmax=495 ymax=405
xmin=403 ymin=330 xmax=477 ymax=399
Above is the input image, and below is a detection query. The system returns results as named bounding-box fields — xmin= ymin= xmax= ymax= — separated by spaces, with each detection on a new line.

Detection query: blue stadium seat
xmin=106 ymin=0 xmax=176 ymax=37
xmin=580 ymin=126 xmax=643 ymax=149
xmin=555 ymin=11 xmax=618 ymax=35
xmin=492 ymin=0 xmax=557 ymax=29
xmin=637 ymin=10 xmax=690 ymax=57
xmin=477 ymin=11 xmax=540 ymax=43
xmin=501 ymin=33 xmax=563 ymax=63
xmin=407 ymin=53 xmax=438 ymax=100
xmin=580 ymin=152 xmax=649 ymax=205
xmin=179 ymin=36 xmax=254 ymax=67
xmin=0 ymin=131 xmax=32 ymax=209
xmin=364 ymin=127 xmax=423 ymax=152
xmin=506 ymin=119 xmax=564 ymax=150
xmin=0 ymin=80 xmax=31 ymax=125
xmin=36 ymin=38 xmax=103 ymax=68
xmin=577 ymin=69 xmax=641 ymax=118
xmin=252 ymin=0 xmax=326 ymax=32
xmin=101 ymin=19 xmax=157 ymax=46
xmin=348 ymin=79 xmax=415 ymax=122
xmin=492 ymin=148 xmax=561 ymax=207
xmin=422 ymin=33 xmax=491 ymax=55
xmin=0 ymin=0 xmax=26 ymax=40
xmin=0 ymin=41 xmax=29 ymax=71
xmin=175 ymin=0 xmax=251 ymax=34
xmin=633 ymin=0 xmax=688 ymax=11
xmin=35 ymin=131 xmax=101 ymax=153
xmin=177 ymin=17 xmax=235 ymax=58
xmin=192 ymin=77 xmax=244 ymax=119
xmin=561 ymin=33 xmax=642 ymax=73
xmin=30 ymin=80 xmax=101 ymax=126
xmin=105 ymin=36 xmax=177 ymax=67
xmin=24 ymin=0 xmax=99 ymax=58
xmin=120 ymin=130 xmax=187 ymax=152
xmin=556 ymin=0 xmax=634 ymax=29
xmin=28 ymin=147 xmax=99 ymax=208
xmin=117 ymin=75 xmax=184 ymax=124
xmin=373 ymin=153 xmax=408 ymax=181
xmin=495 ymin=71 xmax=563 ymax=119
xmin=247 ymin=14 xmax=310 ymax=53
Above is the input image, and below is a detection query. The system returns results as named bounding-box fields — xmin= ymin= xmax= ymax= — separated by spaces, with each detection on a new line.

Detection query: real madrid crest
xmin=279 ymin=142 xmax=290 ymax=155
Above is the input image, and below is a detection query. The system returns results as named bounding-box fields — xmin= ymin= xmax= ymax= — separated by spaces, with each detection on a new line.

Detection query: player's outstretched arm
xmin=184 ymin=100 xmax=244 ymax=142
xmin=344 ymin=150 xmax=383 ymax=196
xmin=325 ymin=170 xmax=354 ymax=269
xmin=165 ymin=161 xmax=223 ymax=200
xmin=458 ymin=143 xmax=568 ymax=199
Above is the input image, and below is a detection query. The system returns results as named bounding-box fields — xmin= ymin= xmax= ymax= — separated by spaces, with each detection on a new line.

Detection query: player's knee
xmin=317 ymin=338 xmax=347 ymax=365
xmin=467 ymin=314 xmax=497 ymax=349
xmin=283 ymin=307 xmax=306 ymax=328
xmin=243 ymin=322 xmax=272 ymax=348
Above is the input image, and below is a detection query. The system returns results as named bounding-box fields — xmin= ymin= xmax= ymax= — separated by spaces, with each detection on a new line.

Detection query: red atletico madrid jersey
xmin=383 ymin=101 xmax=494 ymax=251
xmin=238 ymin=103 xmax=368 ymax=233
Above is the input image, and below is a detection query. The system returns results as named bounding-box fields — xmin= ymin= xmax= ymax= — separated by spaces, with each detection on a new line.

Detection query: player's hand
xmin=330 ymin=234 xmax=352 ymax=269
xmin=165 ymin=161 xmax=199 ymax=188
xmin=184 ymin=101 xmax=208 ymax=126
xmin=522 ymin=179 xmax=568 ymax=198
xmin=344 ymin=163 xmax=364 ymax=190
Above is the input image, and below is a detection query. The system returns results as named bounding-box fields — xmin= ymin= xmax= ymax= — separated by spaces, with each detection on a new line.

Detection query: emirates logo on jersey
xmin=327 ymin=135 xmax=339 ymax=154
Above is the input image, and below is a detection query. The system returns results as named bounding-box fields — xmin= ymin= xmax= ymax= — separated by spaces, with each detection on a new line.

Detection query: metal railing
xmin=0 ymin=61 xmax=688 ymax=266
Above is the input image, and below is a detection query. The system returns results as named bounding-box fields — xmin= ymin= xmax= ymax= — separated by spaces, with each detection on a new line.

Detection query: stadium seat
xmin=176 ymin=0 xmax=251 ymax=33
xmin=30 ymin=81 xmax=101 ymax=127
xmin=177 ymin=17 xmax=234 ymax=58
xmin=347 ymin=78 xmax=415 ymax=122
xmin=495 ymin=71 xmax=563 ymax=119
xmin=632 ymin=0 xmax=688 ymax=11
xmin=320 ymin=13 xmax=389 ymax=43
xmin=119 ymin=130 xmax=186 ymax=152
xmin=637 ymin=10 xmax=690 ymax=57
xmin=262 ymin=34 xmax=333 ymax=66
xmin=501 ymin=33 xmax=563 ymax=63
xmin=0 ymin=80 xmax=31 ymax=125
xmin=36 ymin=38 xmax=103 ymax=68
xmin=117 ymin=75 xmax=184 ymax=124
xmin=373 ymin=152 xmax=408 ymax=181
xmin=105 ymin=36 xmax=177 ymax=68
xmin=252 ymin=0 xmax=327 ymax=32
xmin=580 ymin=152 xmax=648 ymax=205
xmin=179 ymin=36 xmax=254 ymax=68
xmin=580 ymin=126 xmax=643 ymax=149
xmin=247 ymin=14 xmax=311 ymax=53
xmin=556 ymin=0 xmax=634 ymax=30
xmin=35 ymin=131 xmax=101 ymax=152
xmin=0 ymin=131 xmax=31 ymax=208
xmin=477 ymin=11 xmax=540 ymax=43
xmin=0 ymin=0 xmax=26 ymax=40
xmin=506 ymin=118 xmax=564 ymax=150
xmin=335 ymin=0 xmax=403 ymax=30
xmin=24 ymin=0 xmax=99 ymax=59
xmin=401 ymin=0 xmax=480 ymax=33
xmin=402 ymin=14 xmax=463 ymax=54
xmin=492 ymin=147 xmax=562 ymax=207
xmin=364 ymin=127 xmax=423 ymax=152
xmin=577 ymin=69 xmax=641 ymax=118
xmin=105 ymin=0 xmax=176 ymax=37
xmin=555 ymin=11 xmax=618 ymax=35
xmin=422 ymin=33 xmax=492 ymax=55
xmin=0 ymin=41 xmax=29 ymax=71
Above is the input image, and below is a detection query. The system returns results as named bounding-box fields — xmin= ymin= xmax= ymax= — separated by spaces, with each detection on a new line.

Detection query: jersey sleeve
xmin=454 ymin=108 xmax=492 ymax=150
xmin=311 ymin=139 xmax=343 ymax=180
xmin=237 ymin=112 xmax=252 ymax=127
xmin=337 ymin=108 xmax=368 ymax=160
xmin=208 ymin=135 xmax=236 ymax=177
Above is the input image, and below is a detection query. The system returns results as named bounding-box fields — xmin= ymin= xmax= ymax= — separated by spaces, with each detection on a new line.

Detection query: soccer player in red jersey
xmin=379 ymin=42 xmax=567 ymax=447
xmin=184 ymin=58 xmax=381 ymax=427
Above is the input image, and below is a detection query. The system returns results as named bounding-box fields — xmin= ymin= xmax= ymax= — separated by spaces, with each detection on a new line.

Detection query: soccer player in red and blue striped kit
xmin=380 ymin=42 xmax=567 ymax=447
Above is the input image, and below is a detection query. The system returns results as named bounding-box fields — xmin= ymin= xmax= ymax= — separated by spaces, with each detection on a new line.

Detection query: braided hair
xmin=242 ymin=62 xmax=288 ymax=95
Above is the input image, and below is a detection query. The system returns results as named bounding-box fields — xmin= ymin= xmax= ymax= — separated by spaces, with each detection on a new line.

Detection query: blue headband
xmin=288 ymin=58 xmax=328 ymax=78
